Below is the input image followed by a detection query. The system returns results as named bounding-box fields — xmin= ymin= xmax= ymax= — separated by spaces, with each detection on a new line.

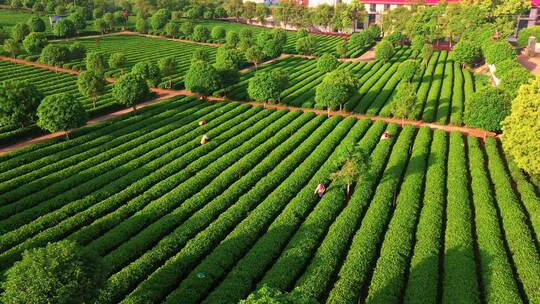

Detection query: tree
xmin=192 ymin=49 xmax=210 ymax=63
xmin=392 ymin=81 xmax=418 ymax=119
xmin=398 ymin=59 xmax=418 ymax=81
xmin=245 ymin=46 xmax=265 ymax=69
xmin=112 ymin=73 xmax=150 ymax=112
xmin=93 ymin=7 xmax=104 ymax=19
xmin=102 ymin=12 xmax=116 ymax=31
xmin=23 ymin=32 xmax=47 ymax=54
xmin=255 ymin=3 xmax=269 ymax=24
xmin=452 ymin=39 xmax=481 ymax=67
xmin=483 ymin=41 xmax=516 ymax=65
xmin=180 ymin=21 xmax=194 ymax=36
xmin=272 ymin=28 xmax=288 ymax=46
xmin=211 ymin=26 xmax=226 ymax=41
xmin=348 ymin=31 xmax=372 ymax=51
xmin=108 ymin=52 xmax=126 ymax=73
xmin=421 ymin=43 xmax=433 ymax=66
xmin=410 ymin=36 xmax=425 ymax=58
xmin=150 ymin=9 xmax=169 ymax=32
xmin=330 ymin=146 xmax=370 ymax=197
xmin=164 ymin=21 xmax=180 ymax=37
xmin=501 ymin=76 xmax=540 ymax=180
xmin=27 ymin=16 xmax=46 ymax=32
xmin=53 ymin=19 xmax=76 ymax=38
xmin=132 ymin=61 xmax=161 ymax=87
xmin=69 ymin=12 xmax=86 ymax=33
xmin=238 ymin=29 xmax=254 ymax=51
xmin=184 ymin=60 xmax=220 ymax=98
xmin=32 ymin=2 xmax=44 ymax=14
xmin=85 ymin=51 xmax=108 ymax=74
xmin=297 ymin=27 xmax=309 ymax=39
xmin=224 ymin=0 xmax=243 ymax=21
xmin=374 ymin=40 xmax=394 ymax=63
xmin=69 ymin=42 xmax=86 ymax=61
xmin=157 ymin=56 xmax=177 ymax=88
xmin=135 ymin=16 xmax=149 ymax=34
xmin=37 ymin=93 xmax=87 ymax=137
xmin=11 ymin=23 xmax=30 ymax=42
xmin=243 ymin=1 xmax=256 ymax=21
xmin=40 ymin=44 xmax=69 ymax=67
xmin=55 ymin=5 xmax=66 ymax=15
xmin=384 ymin=31 xmax=405 ymax=46
xmin=317 ymin=53 xmax=340 ymax=73
xmin=248 ymin=69 xmax=289 ymax=104
xmin=192 ymin=25 xmax=210 ymax=42
xmin=336 ymin=41 xmax=348 ymax=58
xmin=366 ymin=24 xmax=381 ymax=40
xmin=95 ymin=18 xmax=107 ymax=35
xmin=296 ymin=35 xmax=317 ymax=55
xmin=225 ymin=30 xmax=239 ymax=47
xmin=77 ymin=70 xmax=107 ymax=109
xmin=1 ymin=240 xmax=103 ymax=304
xmin=498 ymin=67 xmax=533 ymax=98
xmin=0 ymin=28 xmax=8 ymax=45
xmin=3 ymin=39 xmax=22 ymax=57
xmin=464 ymin=86 xmax=511 ymax=132
xmin=0 ymin=80 xmax=42 ymax=128
xmin=315 ymin=69 xmax=357 ymax=114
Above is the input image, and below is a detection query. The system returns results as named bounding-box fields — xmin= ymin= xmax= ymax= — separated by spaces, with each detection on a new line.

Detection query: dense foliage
xmin=464 ymin=86 xmax=511 ymax=132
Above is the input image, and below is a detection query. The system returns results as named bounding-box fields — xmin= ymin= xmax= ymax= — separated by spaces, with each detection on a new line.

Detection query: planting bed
xmin=0 ymin=96 xmax=538 ymax=304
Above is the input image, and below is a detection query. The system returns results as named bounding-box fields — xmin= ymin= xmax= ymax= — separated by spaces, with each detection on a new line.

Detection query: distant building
xmin=48 ymin=15 xmax=66 ymax=26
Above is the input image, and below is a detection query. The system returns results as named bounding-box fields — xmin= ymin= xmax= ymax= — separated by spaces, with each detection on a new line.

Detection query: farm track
xmin=0 ymin=55 xmax=497 ymax=155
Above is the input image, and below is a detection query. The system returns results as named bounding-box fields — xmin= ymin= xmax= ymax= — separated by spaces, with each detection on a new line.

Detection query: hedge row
xmin=467 ymin=137 xmax=521 ymax=303
xmin=103 ymin=116 xmax=353 ymax=304
xmin=403 ymin=130 xmax=448 ymax=304
xmin=422 ymin=51 xmax=447 ymax=122
xmin=413 ymin=51 xmax=440 ymax=119
xmin=435 ymin=52 xmax=454 ymax=124
xmin=175 ymin=119 xmax=373 ymax=304
xmin=484 ymin=138 xmax=540 ymax=304
xmin=364 ymin=127 xmax=432 ymax=303
xmin=450 ymin=61 xmax=464 ymax=125
xmin=293 ymin=122 xmax=398 ymax=300
xmin=442 ymin=132 xmax=480 ymax=304
xmin=325 ymin=125 xmax=417 ymax=304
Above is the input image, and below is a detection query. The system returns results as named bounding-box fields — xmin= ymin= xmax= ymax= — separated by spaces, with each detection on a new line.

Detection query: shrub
xmin=150 ymin=9 xmax=170 ymax=32
xmin=483 ymin=41 xmax=516 ymax=65
xmin=494 ymin=59 xmax=522 ymax=79
xmin=226 ymin=30 xmax=239 ymax=47
xmin=0 ymin=241 xmax=103 ymax=304
xmin=398 ymin=59 xmax=419 ymax=81
xmin=37 ymin=93 xmax=88 ymax=135
xmin=317 ymin=53 xmax=339 ymax=73
xmin=135 ymin=17 xmax=149 ymax=34
xmin=181 ymin=21 xmax=194 ymax=36
xmin=108 ymin=52 xmax=126 ymax=71
xmin=498 ymin=67 xmax=533 ymax=97
xmin=336 ymin=41 xmax=348 ymax=58
xmin=192 ymin=25 xmax=210 ymax=42
xmin=366 ymin=24 xmax=381 ymax=39
xmin=517 ymin=25 xmax=540 ymax=47
xmin=384 ymin=31 xmax=405 ymax=46
xmin=502 ymin=76 xmax=540 ymax=178
xmin=240 ymin=286 xmax=319 ymax=304
xmin=464 ymin=86 xmax=511 ymax=131
xmin=392 ymin=81 xmax=418 ymax=119
xmin=297 ymin=27 xmax=309 ymax=39
xmin=374 ymin=40 xmax=394 ymax=63
xmin=3 ymin=39 xmax=21 ymax=57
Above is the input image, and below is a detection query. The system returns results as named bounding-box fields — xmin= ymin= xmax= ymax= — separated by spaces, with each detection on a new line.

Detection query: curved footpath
xmin=0 ymin=56 xmax=497 ymax=155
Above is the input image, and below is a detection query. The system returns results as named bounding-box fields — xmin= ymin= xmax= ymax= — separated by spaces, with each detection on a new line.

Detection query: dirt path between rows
xmin=0 ymin=56 xmax=497 ymax=155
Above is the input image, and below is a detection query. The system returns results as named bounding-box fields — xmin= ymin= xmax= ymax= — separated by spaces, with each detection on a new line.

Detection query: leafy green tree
xmin=55 ymin=5 xmax=66 ymax=15
xmin=464 ymin=86 xmax=511 ymax=132
xmin=224 ymin=0 xmax=243 ymax=21
xmin=69 ymin=12 xmax=86 ymax=33
xmin=272 ymin=28 xmax=287 ymax=46
xmin=77 ymin=70 xmax=107 ymax=109
xmin=245 ymin=46 xmax=265 ymax=69
xmin=502 ymin=76 xmax=540 ymax=180
xmin=102 ymin=12 xmax=116 ymax=31
xmin=85 ymin=51 xmax=108 ymax=74
xmin=3 ymin=39 xmax=22 ymax=57
xmin=150 ymin=9 xmax=170 ymax=32
xmin=95 ymin=18 xmax=107 ymax=35
xmin=392 ymin=81 xmax=418 ymax=119
xmin=243 ymin=1 xmax=256 ymax=21
xmin=192 ymin=25 xmax=210 ymax=42
xmin=225 ymin=30 xmax=239 ymax=47
xmin=410 ymin=36 xmax=425 ymax=58
xmin=421 ymin=43 xmax=433 ymax=66
xmin=336 ymin=40 xmax=348 ymax=58
xmin=164 ymin=21 xmax=179 ymax=37
xmin=366 ymin=24 xmax=381 ymax=40
xmin=11 ymin=23 xmax=30 ymax=42
xmin=348 ymin=31 xmax=372 ymax=51
xmin=23 ymin=32 xmax=47 ymax=54
xmin=483 ymin=41 xmax=516 ymax=65
xmin=452 ymin=39 xmax=481 ymax=67
xmin=255 ymin=3 xmax=269 ymax=23
xmin=297 ymin=27 xmax=309 ymax=39
xmin=256 ymin=31 xmax=283 ymax=58
xmin=498 ymin=67 xmax=533 ymax=98
xmin=135 ymin=16 xmax=149 ymax=34
xmin=69 ymin=42 xmax=86 ymax=60
xmin=32 ymin=2 xmax=44 ymax=14
xmin=93 ymin=7 xmax=104 ymax=19
xmin=53 ymin=19 xmax=77 ymax=38
xmin=315 ymin=69 xmax=357 ymax=114
xmin=184 ymin=59 xmax=220 ymax=98
xmin=158 ymin=56 xmax=177 ymax=88
xmin=0 ymin=240 xmax=103 ymax=304
xmin=0 ymin=80 xmax=42 ymax=128
xmin=384 ymin=31 xmax=405 ymax=46
xmin=0 ymin=28 xmax=8 ymax=45
xmin=108 ymin=52 xmax=126 ymax=72
xmin=180 ymin=21 xmax=194 ymax=36
xmin=211 ymin=26 xmax=226 ymax=41
xmin=37 ymin=93 xmax=87 ymax=136
xmin=112 ymin=72 xmax=150 ymax=112
xmin=374 ymin=40 xmax=394 ymax=63
xmin=296 ymin=35 xmax=317 ymax=55
xmin=40 ymin=44 xmax=69 ymax=67
xmin=238 ymin=28 xmax=254 ymax=50
xmin=317 ymin=53 xmax=340 ymax=73
xmin=27 ymin=16 xmax=46 ymax=32
xmin=248 ymin=69 xmax=288 ymax=104
xmin=132 ymin=60 xmax=161 ymax=87
xmin=330 ymin=146 xmax=370 ymax=197
xmin=398 ymin=59 xmax=418 ymax=81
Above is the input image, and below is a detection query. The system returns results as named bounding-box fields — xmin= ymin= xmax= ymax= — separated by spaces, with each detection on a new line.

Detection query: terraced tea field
xmin=0 ymin=60 xmax=120 ymax=144
xmin=53 ymin=35 xmax=218 ymax=85
xmin=0 ymin=96 xmax=537 ymax=304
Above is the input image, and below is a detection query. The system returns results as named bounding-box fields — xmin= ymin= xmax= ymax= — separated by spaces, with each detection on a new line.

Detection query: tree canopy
xmin=247 ymin=69 xmax=288 ymax=104
xmin=37 ymin=93 xmax=87 ymax=135
xmin=77 ymin=70 xmax=108 ymax=109
xmin=112 ymin=73 xmax=150 ymax=111
xmin=0 ymin=80 xmax=43 ymax=128
xmin=315 ymin=69 xmax=357 ymax=113
xmin=184 ymin=59 xmax=220 ymax=97
xmin=317 ymin=53 xmax=340 ymax=73
xmin=464 ymin=86 xmax=511 ymax=132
